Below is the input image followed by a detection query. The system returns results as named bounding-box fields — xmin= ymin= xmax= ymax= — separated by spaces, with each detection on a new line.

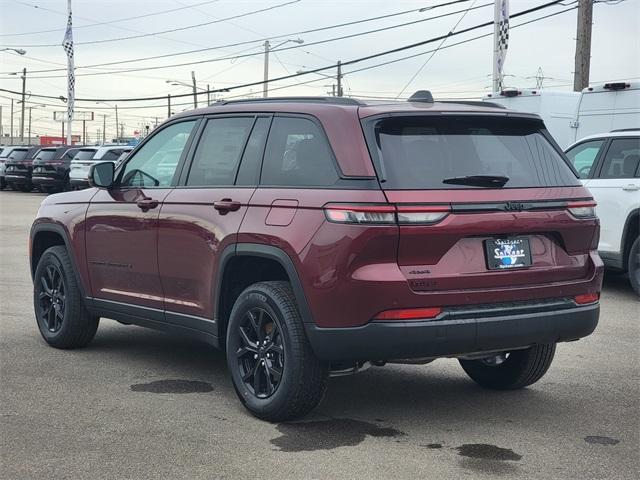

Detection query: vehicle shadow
xmin=86 ymin=320 xmax=587 ymax=433
xmin=602 ymin=270 xmax=637 ymax=301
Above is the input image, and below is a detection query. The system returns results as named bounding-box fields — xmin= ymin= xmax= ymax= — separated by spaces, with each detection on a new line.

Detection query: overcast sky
xmin=0 ymin=0 xmax=638 ymax=140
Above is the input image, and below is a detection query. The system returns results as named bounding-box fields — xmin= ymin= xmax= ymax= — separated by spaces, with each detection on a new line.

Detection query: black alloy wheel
xmin=37 ymin=264 xmax=66 ymax=333
xmin=236 ymin=307 xmax=285 ymax=398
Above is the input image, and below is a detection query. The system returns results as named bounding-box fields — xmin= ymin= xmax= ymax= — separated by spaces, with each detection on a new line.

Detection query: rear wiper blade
xmin=442 ymin=175 xmax=509 ymax=187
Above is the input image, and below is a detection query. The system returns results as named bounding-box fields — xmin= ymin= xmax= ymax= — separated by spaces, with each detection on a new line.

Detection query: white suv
xmin=69 ymin=145 xmax=132 ymax=189
xmin=565 ymin=129 xmax=640 ymax=294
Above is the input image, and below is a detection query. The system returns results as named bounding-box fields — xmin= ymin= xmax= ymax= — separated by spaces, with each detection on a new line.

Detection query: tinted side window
xmin=565 ymin=140 xmax=604 ymax=179
xmin=598 ymin=138 xmax=640 ymax=179
xmin=261 ymin=116 xmax=338 ymax=187
xmin=101 ymin=150 xmax=123 ymax=161
xmin=120 ymin=120 xmax=196 ymax=188
xmin=186 ymin=117 xmax=254 ymax=187
xmin=236 ymin=116 xmax=271 ymax=186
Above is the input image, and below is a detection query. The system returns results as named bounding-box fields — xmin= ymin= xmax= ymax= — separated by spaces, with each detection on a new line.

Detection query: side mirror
xmin=89 ymin=161 xmax=115 ymax=189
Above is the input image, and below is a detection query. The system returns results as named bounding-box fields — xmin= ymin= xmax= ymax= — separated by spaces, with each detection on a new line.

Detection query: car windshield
xmin=36 ymin=150 xmax=58 ymax=161
xmin=8 ymin=149 xmax=28 ymax=161
xmin=74 ymin=149 xmax=97 ymax=160
xmin=366 ymin=115 xmax=580 ymax=189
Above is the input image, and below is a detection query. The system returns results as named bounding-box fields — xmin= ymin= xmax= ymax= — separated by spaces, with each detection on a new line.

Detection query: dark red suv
xmin=30 ymin=93 xmax=603 ymax=421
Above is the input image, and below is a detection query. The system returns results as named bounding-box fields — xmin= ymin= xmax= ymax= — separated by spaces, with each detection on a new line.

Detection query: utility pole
xmin=167 ymin=94 xmax=171 ymax=118
xmin=207 ymin=84 xmax=211 ymax=105
xmin=120 ymin=123 xmax=124 ymax=141
xmin=20 ymin=67 xmax=26 ymax=142
xmin=191 ymin=70 xmax=198 ymax=109
xmin=115 ymin=104 xmax=119 ymax=143
xmin=102 ymin=114 xmax=106 ymax=143
xmin=61 ymin=122 xmax=64 ymax=142
xmin=336 ymin=61 xmax=343 ymax=97
xmin=263 ymin=40 xmax=270 ymax=97
xmin=573 ymin=0 xmax=593 ymax=92
xmin=0 ymin=105 xmax=3 ymax=138
xmin=10 ymin=99 xmax=14 ymax=145
xmin=28 ymin=106 xmax=32 ymax=143
xmin=82 ymin=119 xmax=86 ymax=145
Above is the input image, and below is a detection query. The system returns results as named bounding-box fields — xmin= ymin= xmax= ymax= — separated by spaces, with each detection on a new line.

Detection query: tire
xmin=33 ymin=245 xmax=99 ymax=349
xmin=459 ymin=343 xmax=556 ymax=390
xmin=226 ymin=281 xmax=328 ymax=422
xmin=18 ymin=184 xmax=32 ymax=192
xmin=0 ymin=178 xmax=5 ymax=190
xmin=628 ymin=236 xmax=640 ymax=296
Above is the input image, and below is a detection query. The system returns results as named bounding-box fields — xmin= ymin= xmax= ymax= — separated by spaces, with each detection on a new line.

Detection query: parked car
xmin=1 ymin=146 xmax=28 ymax=189
xmin=69 ymin=145 xmax=132 ymax=189
xmin=31 ymin=146 xmax=83 ymax=193
xmin=30 ymin=94 xmax=603 ymax=421
xmin=4 ymin=146 xmax=43 ymax=192
xmin=2 ymin=146 xmax=40 ymax=191
xmin=565 ymin=129 xmax=640 ymax=294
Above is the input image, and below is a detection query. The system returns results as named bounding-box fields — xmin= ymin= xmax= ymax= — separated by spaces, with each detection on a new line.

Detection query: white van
xmin=483 ymin=82 xmax=640 ymax=148
xmin=69 ymin=145 xmax=132 ymax=189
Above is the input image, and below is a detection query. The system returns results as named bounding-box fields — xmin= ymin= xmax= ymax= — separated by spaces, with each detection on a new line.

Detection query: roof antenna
xmin=407 ymin=90 xmax=434 ymax=103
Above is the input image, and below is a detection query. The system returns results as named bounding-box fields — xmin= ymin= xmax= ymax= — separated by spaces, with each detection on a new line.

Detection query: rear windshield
xmin=366 ymin=115 xmax=580 ymax=189
xmin=36 ymin=149 xmax=58 ymax=161
xmin=8 ymin=149 xmax=28 ymax=161
xmin=74 ymin=149 xmax=97 ymax=160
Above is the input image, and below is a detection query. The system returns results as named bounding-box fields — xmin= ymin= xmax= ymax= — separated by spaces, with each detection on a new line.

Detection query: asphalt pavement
xmin=1 ymin=191 xmax=638 ymax=479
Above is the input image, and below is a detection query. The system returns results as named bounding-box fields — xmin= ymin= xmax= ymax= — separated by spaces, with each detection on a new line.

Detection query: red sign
xmin=39 ymin=135 xmax=81 ymax=146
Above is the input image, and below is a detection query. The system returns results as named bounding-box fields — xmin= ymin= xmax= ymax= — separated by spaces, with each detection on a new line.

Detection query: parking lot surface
xmin=1 ymin=191 xmax=638 ymax=479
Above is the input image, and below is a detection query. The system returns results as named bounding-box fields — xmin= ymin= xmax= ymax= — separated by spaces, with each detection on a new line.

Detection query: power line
xmin=0 ymin=0 xmax=575 ymax=108
xmin=1 ymin=1 xmax=302 ymax=48
xmin=1 ymin=0 xmax=223 ymax=37
xmin=8 ymin=0 xmax=481 ymax=75
xmin=13 ymin=2 xmax=497 ymax=80
xmin=396 ymin=0 xmax=478 ymax=98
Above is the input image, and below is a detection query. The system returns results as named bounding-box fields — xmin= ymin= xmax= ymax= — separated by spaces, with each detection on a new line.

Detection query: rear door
xmin=582 ymin=137 xmax=640 ymax=255
xmin=363 ymin=114 xmax=598 ymax=292
xmin=157 ymin=114 xmax=264 ymax=323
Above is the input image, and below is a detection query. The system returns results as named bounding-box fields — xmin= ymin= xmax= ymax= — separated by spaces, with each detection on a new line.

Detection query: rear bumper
xmin=4 ymin=172 xmax=30 ymax=184
xmin=304 ymin=303 xmax=599 ymax=362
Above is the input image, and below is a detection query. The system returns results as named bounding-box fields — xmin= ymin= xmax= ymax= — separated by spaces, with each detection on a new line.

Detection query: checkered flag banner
xmin=496 ymin=0 xmax=509 ymax=90
xmin=62 ymin=7 xmax=74 ymax=126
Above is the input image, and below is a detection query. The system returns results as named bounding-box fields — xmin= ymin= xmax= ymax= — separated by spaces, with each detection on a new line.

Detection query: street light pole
xmin=115 ymin=104 xmax=119 ymax=143
xmin=263 ymin=40 xmax=270 ymax=98
xmin=337 ymin=61 xmax=343 ymax=97
xmin=10 ymin=99 xmax=14 ymax=145
xmin=20 ymin=67 xmax=26 ymax=143
xmin=191 ymin=70 xmax=198 ymax=109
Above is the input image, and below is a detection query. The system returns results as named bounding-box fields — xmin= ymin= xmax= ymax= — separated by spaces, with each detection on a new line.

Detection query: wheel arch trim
xmin=214 ymin=243 xmax=314 ymax=339
xmin=30 ymin=222 xmax=88 ymax=299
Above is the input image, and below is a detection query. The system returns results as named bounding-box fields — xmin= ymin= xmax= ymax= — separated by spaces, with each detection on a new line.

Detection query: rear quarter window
xmin=261 ymin=116 xmax=339 ymax=187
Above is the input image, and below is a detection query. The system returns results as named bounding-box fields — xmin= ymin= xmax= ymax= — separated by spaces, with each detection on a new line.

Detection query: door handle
xmin=622 ymin=184 xmax=640 ymax=191
xmin=213 ymin=199 xmax=241 ymax=215
xmin=136 ymin=198 xmax=159 ymax=211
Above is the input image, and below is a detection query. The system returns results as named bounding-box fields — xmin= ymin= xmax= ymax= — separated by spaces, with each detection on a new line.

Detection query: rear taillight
xmin=374 ymin=307 xmax=442 ymax=320
xmin=324 ymin=204 xmax=396 ymax=224
xmin=574 ymin=292 xmax=599 ymax=305
xmin=567 ymin=201 xmax=597 ymax=219
xmin=396 ymin=205 xmax=450 ymax=224
xmin=324 ymin=204 xmax=449 ymax=225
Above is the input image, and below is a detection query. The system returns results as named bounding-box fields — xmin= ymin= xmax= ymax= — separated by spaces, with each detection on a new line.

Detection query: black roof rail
xmin=610 ymin=127 xmax=640 ymax=133
xmin=408 ymin=90 xmax=434 ymax=103
xmin=214 ymin=96 xmax=364 ymax=106
xmin=439 ymin=100 xmax=507 ymax=109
